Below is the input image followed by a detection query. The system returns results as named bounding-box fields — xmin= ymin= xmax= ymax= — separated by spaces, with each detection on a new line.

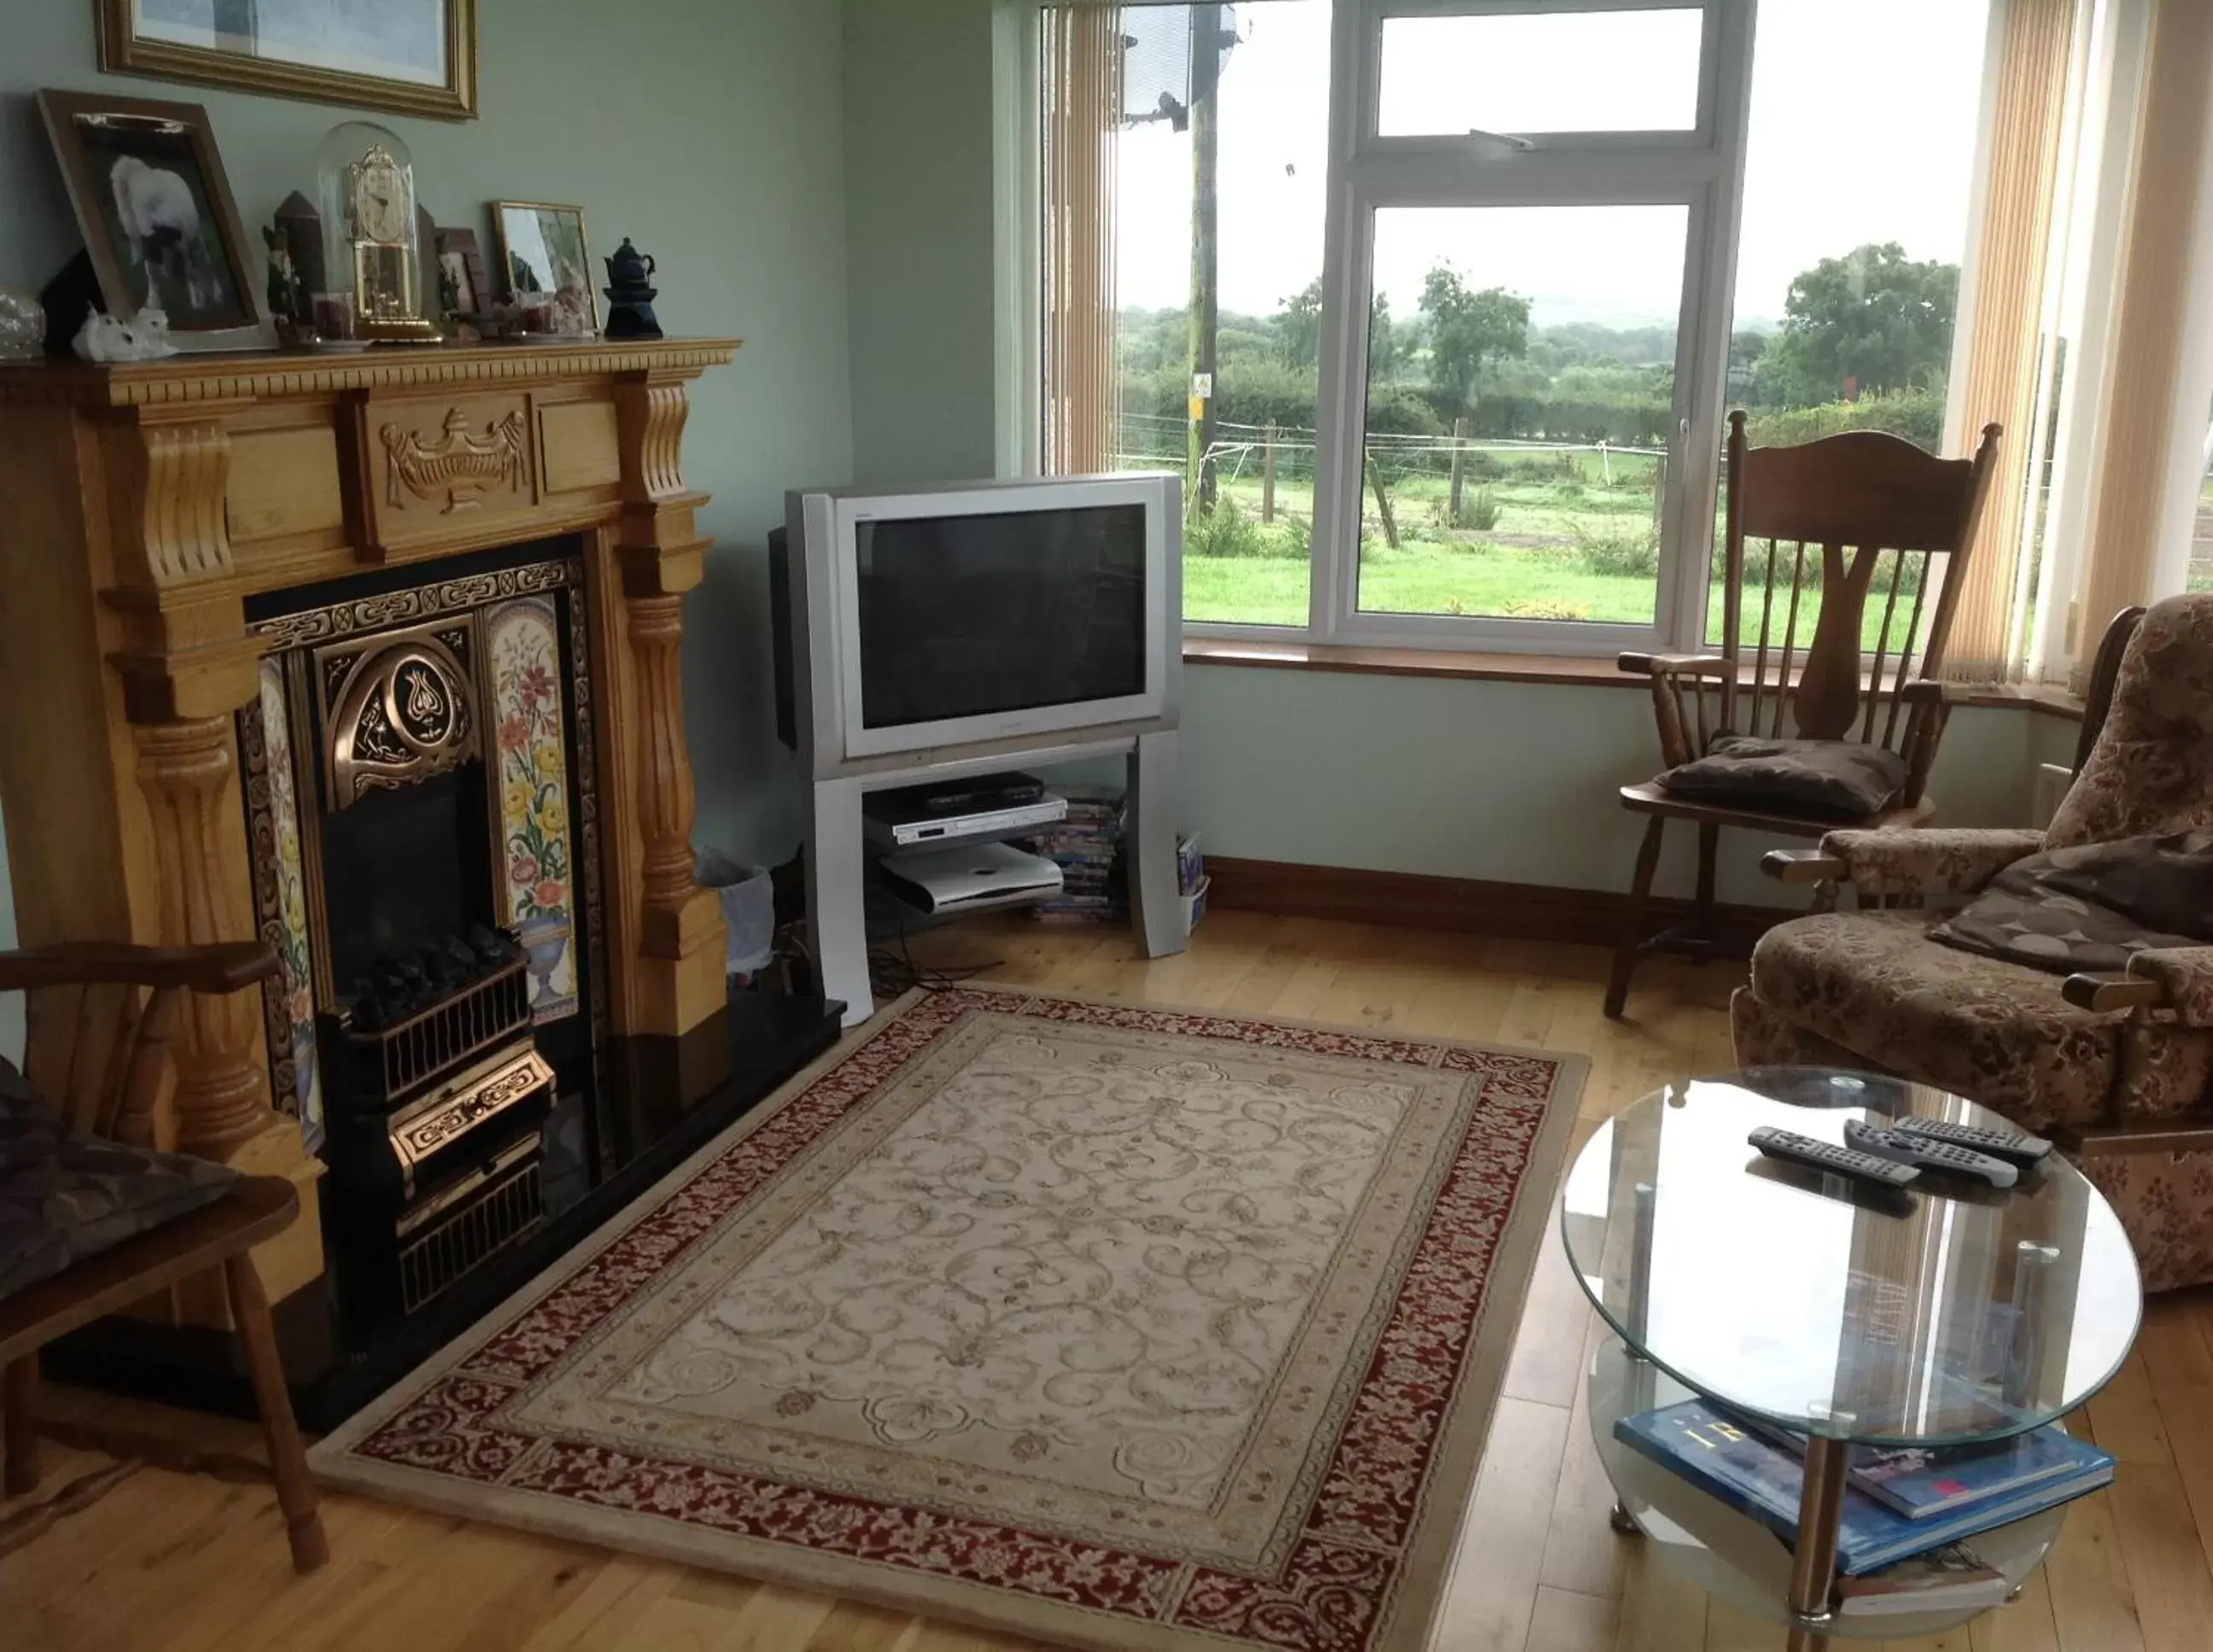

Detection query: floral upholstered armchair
xmin=1731 ymin=594 xmax=2213 ymax=1290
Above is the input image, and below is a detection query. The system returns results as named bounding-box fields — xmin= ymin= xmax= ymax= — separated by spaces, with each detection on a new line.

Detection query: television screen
xmin=854 ymin=504 xmax=1147 ymax=729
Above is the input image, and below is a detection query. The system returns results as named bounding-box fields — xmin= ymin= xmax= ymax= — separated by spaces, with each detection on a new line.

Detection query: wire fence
xmin=1114 ymin=412 xmax=1666 ymax=489
xmin=1115 ymin=411 xmax=1672 ymax=552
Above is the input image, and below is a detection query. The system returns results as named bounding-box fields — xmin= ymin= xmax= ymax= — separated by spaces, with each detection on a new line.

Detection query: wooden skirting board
xmin=1205 ymin=855 xmax=1790 ymax=953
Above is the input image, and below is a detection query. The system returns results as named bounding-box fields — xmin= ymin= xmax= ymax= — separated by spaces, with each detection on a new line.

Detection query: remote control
xmin=1748 ymin=1125 xmax=1921 ymax=1188
xmin=1892 ymin=1115 xmax=2053 ymax=1165
xmin=1843 ymin=1118 xmax=2017 ymax=1188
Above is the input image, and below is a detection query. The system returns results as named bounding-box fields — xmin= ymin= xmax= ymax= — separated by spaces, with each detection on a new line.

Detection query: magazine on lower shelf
xmin=1735 ymin=1410 xmax=2114 ymax=1521
xmin=1613 ymin=1398 xmax=2112 ymax=1575
xmin=1834 ymin=1544 xmax=2011 ymax=1616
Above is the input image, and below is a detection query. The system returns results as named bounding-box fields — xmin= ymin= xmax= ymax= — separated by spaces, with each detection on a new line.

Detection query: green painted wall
xmin=1178 ymin=670 xmax=2039 ymax=906
xmin=0 ymin=0 xmax=859 ymax=1058
xmin=840 ymin=0 xmax=1003 ymax=484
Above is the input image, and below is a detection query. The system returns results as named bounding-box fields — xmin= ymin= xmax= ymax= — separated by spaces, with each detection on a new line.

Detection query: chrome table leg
xmin=1785 ymin=1436 xmax=1850 ymax=1652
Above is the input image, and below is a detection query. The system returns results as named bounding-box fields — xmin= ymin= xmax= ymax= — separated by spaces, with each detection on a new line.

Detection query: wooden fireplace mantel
xmin=0 ymin=338 xmax=742 ymax=1323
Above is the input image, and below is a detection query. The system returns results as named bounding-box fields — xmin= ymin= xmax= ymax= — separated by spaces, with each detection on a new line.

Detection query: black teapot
xmin=602 ymin=237 xmax=662 ymax=340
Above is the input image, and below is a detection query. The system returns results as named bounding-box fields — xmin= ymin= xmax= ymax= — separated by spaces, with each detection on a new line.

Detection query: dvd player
xmin=877 ymin=840 xmax=1065 ymax=915
xmin=863 ymin=771 xmax=1068 ymax=850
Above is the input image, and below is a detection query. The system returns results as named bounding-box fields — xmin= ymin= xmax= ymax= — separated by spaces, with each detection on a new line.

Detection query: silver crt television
xmin=777 ymin=473 xmax=1182 ymax=774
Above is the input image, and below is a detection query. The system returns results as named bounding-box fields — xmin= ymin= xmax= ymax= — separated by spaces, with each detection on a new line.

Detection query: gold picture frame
xmin=97 ymin=0 xmax=479 ymax=123
xmin=492 ymin=201 xmax=599 ymax=334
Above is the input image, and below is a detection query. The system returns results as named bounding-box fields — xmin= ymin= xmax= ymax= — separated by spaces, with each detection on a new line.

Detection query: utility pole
xmin=1187 ymin=3 xmax=1223 ymax=510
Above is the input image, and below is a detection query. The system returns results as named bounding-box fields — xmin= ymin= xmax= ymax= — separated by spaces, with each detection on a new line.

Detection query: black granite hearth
xmin=43 ymin=984 xmax=843 ymax=1432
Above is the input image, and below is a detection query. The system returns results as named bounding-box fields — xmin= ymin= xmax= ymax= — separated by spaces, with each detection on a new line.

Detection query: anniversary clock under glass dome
xmin=314 ymin=120 xmax=441 ymax=345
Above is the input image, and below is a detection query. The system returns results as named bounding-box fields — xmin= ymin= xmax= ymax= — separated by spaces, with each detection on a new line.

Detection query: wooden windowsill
xmin=1181 ymin=637 xmax=2086 ymax=718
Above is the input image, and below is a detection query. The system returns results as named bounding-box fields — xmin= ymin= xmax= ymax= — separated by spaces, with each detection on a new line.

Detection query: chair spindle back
xmin=20 ymin=979 xmax=184 ymax=1147
xmin=1720 ymin=410 xmax=2001 ymax=756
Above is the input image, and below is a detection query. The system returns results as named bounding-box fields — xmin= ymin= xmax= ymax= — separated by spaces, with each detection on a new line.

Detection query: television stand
xmin=805 ymin=728 xmax=1183 ymax=1024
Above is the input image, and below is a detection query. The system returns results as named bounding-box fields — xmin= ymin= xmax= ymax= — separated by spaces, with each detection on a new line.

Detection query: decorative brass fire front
xmin=317 ymin=621 xmax=479 ymax=808
xmin=389 ymin=1046 xmax=555 ymax=1195
xmin=382 ymin=406 xmax=529 ymax=513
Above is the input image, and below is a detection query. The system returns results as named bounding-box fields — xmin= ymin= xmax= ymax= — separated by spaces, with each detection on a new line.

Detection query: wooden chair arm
xmin=1618 ymin=652 xmax=1731 ymax=680
xmin=0 ymin=942 xmax=278 ymax=997
xmin=1763 ymin=849 xmax=1847 ymax=885
xmin=2062 ymin=972 xmax=2168 ymax=1013
xmin=1901 ymin=678 xmax=1965 ymax=707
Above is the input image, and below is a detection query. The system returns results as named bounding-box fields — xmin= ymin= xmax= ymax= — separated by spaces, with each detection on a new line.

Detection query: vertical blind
xmin=2071 ymin=0 xmax=2213 ymax=687
xmin=1942 ymin=0 xmax=2081 ymax=684
xmin=1041 ymin=4 xmax=1123 ymax=475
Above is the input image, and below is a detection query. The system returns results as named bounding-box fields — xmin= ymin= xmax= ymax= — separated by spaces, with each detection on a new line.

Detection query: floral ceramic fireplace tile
xmin=255 ymin=657 xmax=325 ymax=1146
xmin=487 ymin=596 xmax=578 ymax=1024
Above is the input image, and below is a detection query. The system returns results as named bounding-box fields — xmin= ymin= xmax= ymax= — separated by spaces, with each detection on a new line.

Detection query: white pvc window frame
xmin=1293 ymin=0 xmax=1756 ymax=654
xmin=1008 ymin=0 xmax=1761 ymax=655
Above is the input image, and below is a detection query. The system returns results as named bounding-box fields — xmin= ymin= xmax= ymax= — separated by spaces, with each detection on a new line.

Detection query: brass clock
xmin=313 ymin=120 xmax=441 ymax=344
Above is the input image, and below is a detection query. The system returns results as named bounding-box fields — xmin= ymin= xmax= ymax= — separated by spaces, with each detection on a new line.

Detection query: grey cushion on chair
xmin=1657 ymin=736 xmax=1908 ymax=819
xmin=0 ymin=1054 xmax=241 ymax=1303
xmin=1931 ymin=830 xmax=2213 ymax=975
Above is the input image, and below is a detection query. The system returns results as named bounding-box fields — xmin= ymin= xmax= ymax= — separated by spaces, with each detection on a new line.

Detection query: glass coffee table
xmin=1560 ymin=1068 xmax=2141 ymax=1648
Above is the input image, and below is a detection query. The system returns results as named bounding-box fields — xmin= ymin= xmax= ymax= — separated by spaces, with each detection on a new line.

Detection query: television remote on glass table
xmin=1892 ymin=1115 xmax=2053 ymax=1165
xmin=1747 ymin=1125 xmax=1921 ymax=1188
xmin=1843 ymin=1118 xmax=2018 ymax=1188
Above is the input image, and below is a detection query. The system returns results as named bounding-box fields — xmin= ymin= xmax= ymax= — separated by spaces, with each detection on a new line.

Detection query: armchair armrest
xmin=1762 ymin=828 xmax=2046 ymax=899
xmin=0 ymin=943 xmax=278 ymax=997
xmin=2070 ymin=947 xmax=2213 ymax=1026
xmin=2061 ymin=973 xmax=2166 ymax=1013
xmin=1763 ymin=849 xmax=1847 ymax=885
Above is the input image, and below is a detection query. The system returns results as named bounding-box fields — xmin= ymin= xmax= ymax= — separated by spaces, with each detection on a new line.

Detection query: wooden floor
xmin=5 ymin=912 xmax=2210 ymax=1651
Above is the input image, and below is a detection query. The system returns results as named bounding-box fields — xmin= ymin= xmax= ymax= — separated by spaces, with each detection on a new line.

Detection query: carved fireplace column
xmin=103 ymin=402 xmax=327 ymax=1308
xmin=611 ymin=367 xmax=728 ymax=1037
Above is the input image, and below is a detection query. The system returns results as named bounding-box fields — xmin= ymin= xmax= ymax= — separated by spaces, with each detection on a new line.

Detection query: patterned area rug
xmin=313 ymin=987 xmax=1585 ymax=1651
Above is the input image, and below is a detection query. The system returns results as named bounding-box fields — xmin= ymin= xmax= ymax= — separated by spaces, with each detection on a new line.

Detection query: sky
xmin=1110 ymin=0 xmax=1990 ymax=333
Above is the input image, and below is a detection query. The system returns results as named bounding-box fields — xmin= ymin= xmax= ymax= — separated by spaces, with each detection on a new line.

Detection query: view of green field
xmin=1122 ymin=238 xmax=1963 ymax=635
xmin=1156 ymin=434 xmax=1936 ymax=653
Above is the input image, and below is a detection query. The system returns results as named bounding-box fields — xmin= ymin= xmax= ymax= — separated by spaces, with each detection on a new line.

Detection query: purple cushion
xmin=0 ymin=1056 xmax=241 ymax=1302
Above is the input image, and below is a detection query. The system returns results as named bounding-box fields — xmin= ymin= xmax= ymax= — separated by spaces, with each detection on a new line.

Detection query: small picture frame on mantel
xmin=37 ymin=87 xmax=276 ymax=353
xmin=432 ymin=226 xmax=495 ymax=336
xmin=493 ymin=201 xmax=597 ymax=336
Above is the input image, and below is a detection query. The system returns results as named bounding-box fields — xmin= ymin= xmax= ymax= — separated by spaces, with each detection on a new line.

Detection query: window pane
xmin=1040 ymin=1 xmax=1331 ymax=627
xmin=1356 ymin=203 xmax=1689 ymax=624
xmin=1713 ymin=0 xmax=1988 ymax=647
xmin=1377 ymin=10 xmax=1704 ymax=137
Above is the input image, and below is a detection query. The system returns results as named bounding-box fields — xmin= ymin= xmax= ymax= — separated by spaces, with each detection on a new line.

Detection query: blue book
xmin=1836 ymin=1428 xmax=2109 ymax=1521
xmin=1731 ymin=1404 xmax=2112 ymax=1521
xmin=1614 ymin=1399 xmax=2112 ymax=1574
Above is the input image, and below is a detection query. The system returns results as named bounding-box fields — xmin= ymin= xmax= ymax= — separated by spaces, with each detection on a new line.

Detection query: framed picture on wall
xmin=38 ymin=88 xmax=275 ymax=352
xmin=96 ymin=0 xmax=479 ymax=122
xmin=493 ymin=201 xmax=598 ymax=335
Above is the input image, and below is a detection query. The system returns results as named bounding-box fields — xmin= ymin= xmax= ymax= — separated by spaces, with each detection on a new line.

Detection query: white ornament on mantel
xmin=73 ymin=307 xmax=179 ymax=362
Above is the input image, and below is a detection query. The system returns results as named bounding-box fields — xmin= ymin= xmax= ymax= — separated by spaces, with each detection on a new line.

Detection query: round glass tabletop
xmin=1559 ymin=1067 xmax=2142 ymax=1448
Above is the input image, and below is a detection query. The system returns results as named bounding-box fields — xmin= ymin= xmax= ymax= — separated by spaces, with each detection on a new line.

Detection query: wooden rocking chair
xmin=0 ymin=942 xmax=326 ymax=1573
xmin=1603 ymin=410 xmax=2002 ymax=1019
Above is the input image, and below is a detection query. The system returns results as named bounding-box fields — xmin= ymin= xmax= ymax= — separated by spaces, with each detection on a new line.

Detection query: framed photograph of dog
xmin=38 ymin=88 xmax=274 ymax=353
